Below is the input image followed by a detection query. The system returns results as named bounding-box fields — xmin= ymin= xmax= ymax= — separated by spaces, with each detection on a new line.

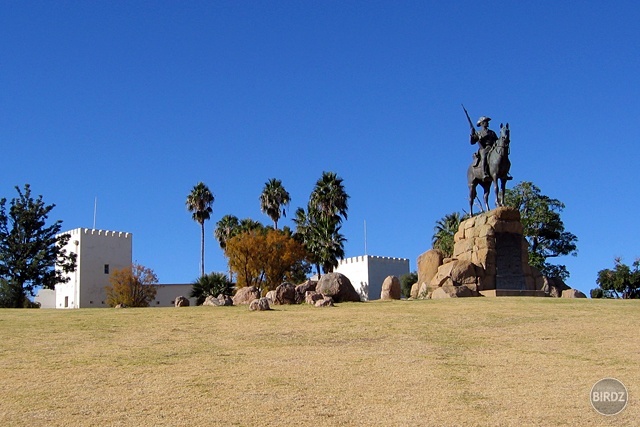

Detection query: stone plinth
xmin=452 ymin=207 xmax=543 ymax=294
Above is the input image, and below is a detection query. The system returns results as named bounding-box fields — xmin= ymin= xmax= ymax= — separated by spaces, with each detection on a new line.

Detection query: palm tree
xmin=309 ymin=171 xmax=349 ymax=222
xmin=214 ymin=214 xmax=240 ymax=280
xmin=238 ymin=218 xmax=264 ymax=233
xmin=313 ymin=214 xmax=346 ymax=274
xmin=214 ymin=215 xmax=240 ymax=251
xmin=432 ymin=212 xmax=463 ymax=258
xmin=293 ymin=203 xmax=345 ymax=277
xmin=186 ymin=182 xmax=215 ymax=277
xmin=190 ymin=272 xmax=234 ymax=305
xmin=292 ymin=207 xmax=320 ymax=274
xmin=260 ymin=178 xmax=291 ymax=229
xmin=301 ymin=171 xmax=350 ymax=276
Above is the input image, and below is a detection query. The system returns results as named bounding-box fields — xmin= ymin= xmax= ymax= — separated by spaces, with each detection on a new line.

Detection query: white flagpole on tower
xmin=93 ymin=197 xmax=97 ymax=229
xmin=364 ymin=220 xmax=367 ymax=255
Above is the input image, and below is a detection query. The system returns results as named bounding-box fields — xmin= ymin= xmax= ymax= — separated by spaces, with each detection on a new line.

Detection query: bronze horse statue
xmin=467 ymin=123 xmax=511 ymax=215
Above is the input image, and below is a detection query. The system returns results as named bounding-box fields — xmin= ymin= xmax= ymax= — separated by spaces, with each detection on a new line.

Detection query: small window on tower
xmin=104 ymin=264 xmax=109 ymax=274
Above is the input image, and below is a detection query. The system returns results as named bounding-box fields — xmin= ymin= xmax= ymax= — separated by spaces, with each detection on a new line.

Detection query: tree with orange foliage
xmin=225 ymin=228 xmax=307 ymax=292
xmin=105 ymin=263 xmax=158 ymax=307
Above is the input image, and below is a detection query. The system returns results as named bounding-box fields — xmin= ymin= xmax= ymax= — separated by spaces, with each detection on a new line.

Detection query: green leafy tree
xmin=504 ymin=181 xmax=578 ymax=279
xmin=0 ymin=184 xmax=76 ymax=308
xmin=190 ymin=272 xmax=235 ymax=305
xmin=432 ymin=212 xmax=463 ymax=258
xmin=593 ymin=258 xmax=640 ymax=299
xmin=186 ymin=182 xmax=215 ymax=277
xmin=260 ymin=178 xmax=291 ymax=229
xmin=105 ymin=263 xmax=158 ymax=307
xmin=400 ymin=272 xmax=418 ymax=299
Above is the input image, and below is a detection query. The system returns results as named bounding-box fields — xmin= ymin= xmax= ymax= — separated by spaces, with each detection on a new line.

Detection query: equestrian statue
xmin=463 ymin=105 xmax=512 ymax=216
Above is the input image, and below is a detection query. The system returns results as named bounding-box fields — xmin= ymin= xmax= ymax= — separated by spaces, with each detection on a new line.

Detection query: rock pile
xmin=202 ymin=294 xmax=233 ymax=306
xmin=245 ymin=272 xmax=360 ymax=311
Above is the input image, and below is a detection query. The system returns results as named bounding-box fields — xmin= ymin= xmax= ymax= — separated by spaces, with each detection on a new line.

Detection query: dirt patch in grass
xmin=0 ymin=298 xmax=638 ymax=426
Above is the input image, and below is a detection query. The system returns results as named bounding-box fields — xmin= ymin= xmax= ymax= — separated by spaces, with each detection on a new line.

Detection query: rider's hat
xmin=476 ymin=116 xmax=491 ymax=126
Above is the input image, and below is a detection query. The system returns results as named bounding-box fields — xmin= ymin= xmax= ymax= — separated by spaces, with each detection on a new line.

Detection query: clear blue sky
xmin=2 ymin=1 xmax=638 ymax=296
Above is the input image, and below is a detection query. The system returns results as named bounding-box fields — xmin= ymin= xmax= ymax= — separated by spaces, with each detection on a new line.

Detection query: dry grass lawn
xmin=0 ymin=298 xmax=638 ymax=426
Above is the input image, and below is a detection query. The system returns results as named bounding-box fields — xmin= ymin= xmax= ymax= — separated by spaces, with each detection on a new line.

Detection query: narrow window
xmin=64 ymin=296 xmax=69 ymax=308
xmin=104 ymin=264 xmax=109 ymax=274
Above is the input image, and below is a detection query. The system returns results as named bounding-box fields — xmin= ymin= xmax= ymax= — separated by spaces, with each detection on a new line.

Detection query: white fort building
xmin=334 ymin=255 xmax=410 ymax=301
xmin=36 ymin=228 xmax=193 ymax=308
xmin=36 ymin=228 xmax=409 ymax=307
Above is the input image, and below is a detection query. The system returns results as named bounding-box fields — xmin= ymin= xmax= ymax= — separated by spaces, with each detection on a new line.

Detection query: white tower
xmin=54 ymin=228 xmax=132 ymax=308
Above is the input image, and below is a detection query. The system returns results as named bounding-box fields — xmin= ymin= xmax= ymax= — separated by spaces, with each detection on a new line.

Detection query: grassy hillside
xmin=0 ymin=298 xmax=637 ymax=426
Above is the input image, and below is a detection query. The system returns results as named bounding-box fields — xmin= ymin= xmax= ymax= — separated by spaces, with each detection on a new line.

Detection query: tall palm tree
xmin=432 ymin=212 xmax=463 ymax=258
xmin=313 ymin=214 xmax=346 ymax=274
xmin=292 ymin=207 xmax=320 ymax=274
xmin=293 ymin=203 xmax=346 ymax=277
xmin=186 ymin=182 xmax=214 ymax=277
xmin=214 ymin=214 xmax=240 ymax=280
xmin=310 ymin=171 xmax=349 ymax=223
xmin=260 ymin=178 xmax=291 ymax=229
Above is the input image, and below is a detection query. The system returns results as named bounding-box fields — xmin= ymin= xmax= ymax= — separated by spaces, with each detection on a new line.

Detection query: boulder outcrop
xmin=315 ymin=272 xmax=361 ymax=302
xmin=233 ymin=286 xmax=261 ymax=305
xmin=315 ymin=296 xmax=335 ymax=307
xmin=295 ymin=280 xmax=317 ymax=304
xmin=380 ymin=275 xmax=402 ymax=300
xmin=273 ymin=282 xmax=297 ymax=305
xmin=417 ymin=249 xmax=444 ymax=292
xmin=249 ymin=297 xmax=271 ymax=311
xmin=174 ymin=296 xmax=190 ymax=307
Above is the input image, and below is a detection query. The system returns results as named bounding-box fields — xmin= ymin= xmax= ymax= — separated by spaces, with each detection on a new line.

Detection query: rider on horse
xmin=470 ymin=116 xmax=497 ymax=180
xmin=470 ymin=116 xmax=512 ymax=181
